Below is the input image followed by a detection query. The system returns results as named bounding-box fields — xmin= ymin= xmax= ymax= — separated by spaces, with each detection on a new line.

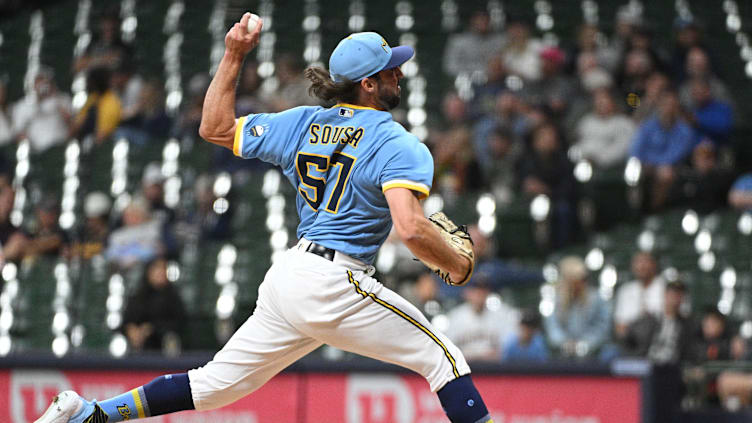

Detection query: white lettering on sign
xmin=346 ymin=374 xmax=415 ymax=423
xmin=11 ymin=370 xmax=71 ymax=423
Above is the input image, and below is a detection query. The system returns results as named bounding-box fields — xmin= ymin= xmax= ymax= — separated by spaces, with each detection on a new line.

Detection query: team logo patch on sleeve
xmin=249 ymin=125 xmax=265 ymax=137
xmin=338 ymin=108 xmax=354 ymax=118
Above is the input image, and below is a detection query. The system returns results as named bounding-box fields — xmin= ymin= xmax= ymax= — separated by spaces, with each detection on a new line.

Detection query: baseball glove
xmin=423 ymin=212 xmax=475 ymax=286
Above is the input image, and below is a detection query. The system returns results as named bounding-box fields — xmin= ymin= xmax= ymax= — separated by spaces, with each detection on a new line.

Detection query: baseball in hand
xmin=246 ymin=13 xmax=261 ymax=32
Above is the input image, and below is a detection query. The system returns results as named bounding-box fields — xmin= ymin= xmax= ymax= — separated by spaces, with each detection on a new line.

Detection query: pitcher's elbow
xmin=198 ymin=123 xmax=211 ymax=141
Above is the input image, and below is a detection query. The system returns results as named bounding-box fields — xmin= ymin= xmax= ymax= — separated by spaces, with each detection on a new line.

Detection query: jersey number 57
xmin=296 ymin=151 xmax=356 ymax=214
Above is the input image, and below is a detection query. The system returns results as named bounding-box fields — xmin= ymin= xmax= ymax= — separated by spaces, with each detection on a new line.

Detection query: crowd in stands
xmin=0 ymin=4 xmax=751 ymax=407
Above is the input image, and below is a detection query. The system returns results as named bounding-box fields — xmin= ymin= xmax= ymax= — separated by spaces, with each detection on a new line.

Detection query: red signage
xmin=0 ymin=370 xmax=641 ymax=422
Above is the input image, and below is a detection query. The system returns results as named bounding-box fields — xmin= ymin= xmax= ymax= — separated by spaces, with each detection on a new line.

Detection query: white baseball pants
xmin=187 ymin=239 xmax=470 ymax=411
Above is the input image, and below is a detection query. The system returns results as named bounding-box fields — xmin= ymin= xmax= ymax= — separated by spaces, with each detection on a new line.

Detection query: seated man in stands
xmin=502 ymin=308 xmax=549 ymax=362
xmin=10 ymin=68 xmax=72 ymax=153
xmin=442 ymin=9 xmax=504 ymax=79
xmin=444 ymin=277 xmax=519 ymax=362
xmin=629 ymin=90 xmax=697 ymax=211
xmin=682 ymin=77 xmax=733 ymax=146
xmin=670 ymin=140 xmax=734 ymax=214
xmin=70 ymin=192 xmax=112 ymax=260
xmin=516 ymin=122 xmax=577 ymax=247
xmin=614 ymin=251 xmax=666 ymax=340
xmin=620 ymin=280 xmax=691 ymax=364
xmin=544 ymin=256 xmax=610 ymax=357
xmin=575 ymin=88 xmax=636 ymax=169
xmin=25 ymin=197 xmax=69 ymax=259
xmin=399 ymin=271 xmax=447 ymax=320
xmin=105 ymin=196 xmax=164 ymax=270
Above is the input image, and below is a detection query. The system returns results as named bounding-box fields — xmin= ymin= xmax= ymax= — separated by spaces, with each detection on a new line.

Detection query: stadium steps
xmin=39 ymin=0 xmax=77 ymax=91
xmin=11 ymin=258 xmax=58 ymax=351
xmin=0 ymin=10 xmax=31 ymax=101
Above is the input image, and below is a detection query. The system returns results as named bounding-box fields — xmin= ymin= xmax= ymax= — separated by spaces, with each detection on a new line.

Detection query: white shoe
xmin=34 ymin=391 xmax=84 ymax=423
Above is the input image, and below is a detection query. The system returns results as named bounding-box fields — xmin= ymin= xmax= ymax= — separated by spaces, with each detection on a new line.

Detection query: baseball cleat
xmin=34 ymin=391 xmax=108 ymax=423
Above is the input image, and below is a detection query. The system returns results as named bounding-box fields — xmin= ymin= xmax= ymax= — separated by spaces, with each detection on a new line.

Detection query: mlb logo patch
xmin=249 ymin=125 xmax=265 ymax=137
xmin=338 ymin=108 xmax=354 ymax=118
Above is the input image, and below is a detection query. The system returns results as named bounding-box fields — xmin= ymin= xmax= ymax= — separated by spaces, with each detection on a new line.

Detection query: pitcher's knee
xmin=187 ymin=366 xmax=258 ymax=411
xmin=423 ymin=342 xmax=471 ymax=392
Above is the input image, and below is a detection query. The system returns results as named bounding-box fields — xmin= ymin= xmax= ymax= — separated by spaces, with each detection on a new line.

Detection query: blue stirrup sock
xmin=97 ymin=373 xmax=194 ymax=421
xmin=437 ymin=374 xmax=492 ymax=423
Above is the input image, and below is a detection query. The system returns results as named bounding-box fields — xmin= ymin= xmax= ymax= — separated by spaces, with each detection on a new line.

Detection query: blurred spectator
xmin=105 ymin=196 xmax=163 ymax=270
xmin=432 ymin=92 xmax=483 ymax=195
xmin=141 ymin=162 xmax=173 ymax=221
xmin=0 ymin=78 xmax=12 ymax=146
xmin=123 ymin=257 xmax=186 ymax=352
xmin=683 ymin=77 xmax=733 ymax=146
xmin=174 ymin=173 xmax=232 ymax=244
xmin=399 ymin=272 xmax=446 ymax=320
xmin=521 ymin=46 xmax=575 ymax=119
xmin=671 ymin=18 xmax=712 ymax=82
xmin=174 ymin=73 xmax=209 ymax=142
xmin=442 ymin=9 xmax=504 ymax=78
xmin=236 ymin=61 xmax=265 ymax=115
xmin=465 ymin=224 xmax=543 ymax=291
xmin=444 ymin=279 xmax=519 ymax=362
xmin=502 ymin=309 xmax=549 ymax=362
xmin=501 ymin=18 xmax=543 ymax=81
xmin=115 ymin=78 xmax=172 ymax=145
xmin=679 ymin=47 xmax=732 ymax=109
xmin=0 ymin=184 xmax=27 ymax=262
xmin=671 ymin=141 xmax=734 ymax=214
xmin=72 ymin=67 xmax=122 ymax=145
xmin=632 ymin=72 xmax=669 ymax=122
xmin=74 ymin=13 xmax=132 ymax=72
xmin=111 ymin=61 xmax=144 ymax=123
xmin=621 ymin=280 xmax=691 ymax=364
xmin=25 ymin=197 xmax=69 ymax=259
xmin=688 ymin=306 xmax=733 ymax=363
xmin=563 ymin=53 xmax=613 ymax=135
xmin=626 ymin=25 xmax=669 ymax=72
xmin=575 ymin=52 xmax=614 ymax=93
xmin=70 ymin=191 xmax=112 ymax=259
xmin=11 ymin=68 xmax=72 ymax=153
xmin=516 ymin=123 xmax=577 ymax=248
xmin=617 ymin=48 xmax=654 ymax=100
xmin=544 ymin=256 xmax=610 ymax=357
xmin=614 ymin=251 xmax=666 ymax=339
xmin=473 ymin=92 xmax=530 ymax=161
xmin=629 ymin=90 xmax=696 ymax=210
xmin=468 ymin=56 xmax=507 ymax=119
xmin=568 ymin=24 xmax=619 ymax=75
xmin=261 ymin=55 xmax=318 ymax=111
xmin=601 ymin=6 xmax=643 ymax=73
xmin=728 ymin=173 xmax=752 ymax=211
xmin=477 ymin=126 xmax=521 ymax=202
xmin=575 ymin=88 xmax=635 ymax=168
xmin=141 ymin=162 xmax=178 ymax=258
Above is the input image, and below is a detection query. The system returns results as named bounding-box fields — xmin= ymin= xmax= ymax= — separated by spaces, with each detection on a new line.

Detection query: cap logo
xmin=380 ymin=38 xmax=389 ymax=53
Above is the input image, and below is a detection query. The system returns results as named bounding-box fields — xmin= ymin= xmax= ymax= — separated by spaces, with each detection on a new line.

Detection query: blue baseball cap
xmin=329 ymin=32 xmax=414 ymax=83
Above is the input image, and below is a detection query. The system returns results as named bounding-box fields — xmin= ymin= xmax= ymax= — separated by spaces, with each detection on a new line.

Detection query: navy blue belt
xmin=306 ymin=242 xmax=336 ymax=261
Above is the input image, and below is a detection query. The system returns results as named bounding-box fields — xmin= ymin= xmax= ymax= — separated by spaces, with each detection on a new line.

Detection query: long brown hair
xmin=304 ymin=66 xmax=361 ymax=104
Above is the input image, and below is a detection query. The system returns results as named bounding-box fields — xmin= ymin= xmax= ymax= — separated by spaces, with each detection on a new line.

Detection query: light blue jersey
xmin=233 ymin=103 xmax=433 ymax=264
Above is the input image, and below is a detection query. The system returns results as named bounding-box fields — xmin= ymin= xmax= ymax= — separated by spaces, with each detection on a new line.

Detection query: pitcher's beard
xmin=378 ymin=88 xmax=401 ymax=110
